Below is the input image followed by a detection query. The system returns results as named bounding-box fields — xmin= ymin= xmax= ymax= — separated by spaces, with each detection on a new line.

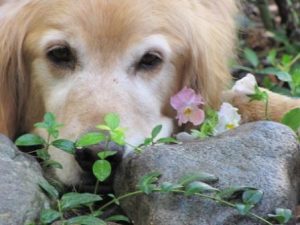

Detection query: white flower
xmin=175 ymin=132 xmax=197 ymax=142
xmin=214 ymin=102 xmax=241 ymax=135
xmin=232 ymin=73 xmax=257 ymax=95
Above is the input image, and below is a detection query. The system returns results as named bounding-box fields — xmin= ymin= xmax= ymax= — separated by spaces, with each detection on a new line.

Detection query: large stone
xmin=0 ymin=134 xmax=49 ymax=225
xmin=115 ymin=122 xmax=300 ymax=225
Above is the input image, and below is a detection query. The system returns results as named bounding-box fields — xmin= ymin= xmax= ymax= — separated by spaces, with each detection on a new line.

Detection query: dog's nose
xmin=75 ymin=141 xmax=124 ymax=172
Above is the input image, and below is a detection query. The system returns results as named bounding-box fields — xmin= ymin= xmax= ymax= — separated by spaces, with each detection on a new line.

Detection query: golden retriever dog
xmin=0 ymin=0 xmax=299 ymax=186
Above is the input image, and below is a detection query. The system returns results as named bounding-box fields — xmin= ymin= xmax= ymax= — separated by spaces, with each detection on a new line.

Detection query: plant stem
xmin=98 ymin=189 xmax=274 ymax=225
xmin=265 ymin=96 xmax=269 ymax=120
xmin=255 ymin=0 xmax=275 ymax=31
xmin=57 ymin=200 xmax=66 ymax=225
xmin=94 ymin=181 xmax=99 ymax=194
xmin=172 ymin=190 xmax=273 ymax=225
xmin=99 ymin=190 xmax=143 ymax=211
xmin=93 ymin=135 xmax=110 ymax=194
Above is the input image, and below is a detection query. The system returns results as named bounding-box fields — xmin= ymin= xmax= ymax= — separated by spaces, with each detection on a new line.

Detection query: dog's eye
xmin=137 ymin=52 xmax=162 ymax=70
xmin=47 ymin=46 xmax=75 ymax=68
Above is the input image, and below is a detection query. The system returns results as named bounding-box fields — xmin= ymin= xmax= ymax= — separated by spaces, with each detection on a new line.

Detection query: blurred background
xmin=234 ymin=0 xmax=300 ymax=97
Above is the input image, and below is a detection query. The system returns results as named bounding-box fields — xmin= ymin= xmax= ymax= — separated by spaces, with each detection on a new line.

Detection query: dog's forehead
xmin=48 ymin=0 xmax=165 ymax=51
xmin=30 ymin=0 xmax=172 ymax=62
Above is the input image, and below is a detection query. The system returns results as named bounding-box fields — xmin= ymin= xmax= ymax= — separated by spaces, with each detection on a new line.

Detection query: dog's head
xmin=0 ymin=0 xmax=237 ymax=185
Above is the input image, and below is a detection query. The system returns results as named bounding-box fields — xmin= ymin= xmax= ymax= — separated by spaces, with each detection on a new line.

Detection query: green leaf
xmin=179 ymin=172 xmax=219 ymax=186
xmin=160 ymin=182 xmax=183 ymax=193
xmin=67 ymin=216 xmax=106 ymax=225
xmin=34 ymin=112 xmax=63 ymax=139
xmin=281 ymin=108 xmax=300 ymax=132
xmin=281 ymin=54 xmax=293 ymax=66
xmin=43 ymin=160 xmax=63 ymax=169
xmin=61 ymin=192 xmax=102 ymax=210
xmin=217 ymin=186 xmax=257 ymax=200
xmin=108 ymin=193 xmax=120 ymax=206
xmin=185 ymin=181 xmax=218 ymax=196
xmin=96 ymin=125 xmax=111 ymax=131
xmin=36 ymin=149 xmax=51 ymax=161
xmin=268 ymin=208 xmax=292 ymax=224
xmin=249 ymin=86 xmax=268 ymax=102
xmin=192 ymin=107 xmax=219 ymax=139
xmin=51 ymin=139 xmax=75 ymax=154
xmin=106 ymin=215 xmax=130 ymax=223
xmin=76 ymin=132 xmax=105 ymax=148
xmin=157 ymin=137 xmax=179 ymax=144
xmin=40 ymin=209 xmax=61 ymax=224
xmin=244 ymin=48 xmax=259 ymax=68
xmin=143 ymin=137 xmax=153 ymax=146
xmin=151 ymin=125 xmax=162 ymax=139
xmin=242 ymin=189 xmax=263 ymax=205
xmin=266 ymin=49 xmax=277 ymax=65
xmin=15 ymin=134 xmax=45 ymax=146
xmin=259 ymin=68 xmax=292 ymax=82
xmin=274 ymin=71 xmax=292 ymax=82
xmin=235 ymin=203 xmax=254 ymax=215
xmin=104 ymin=113 xmax=120 ymax=130
xmin=93 ymin=160 xmax=112 ymax=182
xmin=97 ymin=151 xmax=117 ymax=160
xmin=38 ymin=179 xmax=59 ymax=199
xmin=110 ymin=128 xmax=126 ymax=146
xmin=232 ymin=65 xmax=254 ymax=72
xmin=138 ymin=172 xmax=161 ymax=194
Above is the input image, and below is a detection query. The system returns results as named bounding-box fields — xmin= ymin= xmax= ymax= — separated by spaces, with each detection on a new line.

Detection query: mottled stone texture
xmin=115 ymin=122 xmax=300 ymax=225
xmin=0 ymin=134 xmax=49 ymax=225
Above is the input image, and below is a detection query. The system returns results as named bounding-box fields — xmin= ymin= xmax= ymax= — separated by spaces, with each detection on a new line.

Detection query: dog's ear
xmin=182 ymin=0 xmax=237 ymax=109
xmin=0 ymin=3 xmax=32 ymax=138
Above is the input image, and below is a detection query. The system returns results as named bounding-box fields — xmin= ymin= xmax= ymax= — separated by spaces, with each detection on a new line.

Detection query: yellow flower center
xmin=184 ymin=107 xmax=192 ymax=116
xmin=226 ymin=123 xmax=235 ymax=129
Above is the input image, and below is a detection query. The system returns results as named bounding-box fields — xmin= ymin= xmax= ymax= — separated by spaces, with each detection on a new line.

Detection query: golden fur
xmin=0 ymin=0 xmax=299 ymax=185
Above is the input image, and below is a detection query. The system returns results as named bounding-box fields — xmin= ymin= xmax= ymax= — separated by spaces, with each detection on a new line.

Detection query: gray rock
xmin=115 ymin=122 xmax=300 ymax=225
xmin=0 ymin=134 xmax=49 ymax=225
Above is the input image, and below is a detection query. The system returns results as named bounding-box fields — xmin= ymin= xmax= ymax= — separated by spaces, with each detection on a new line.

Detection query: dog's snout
xmin=75 ymin=141 xmax=124 ymax=172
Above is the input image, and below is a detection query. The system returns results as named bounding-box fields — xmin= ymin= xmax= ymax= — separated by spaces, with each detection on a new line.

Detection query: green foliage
xmin=179 ymin=172 xmax=219 ymax=186
xmin=135 ymin=124 xmax=178 ymax=153
xmin=38 ymin=179 xmax=59 ymax=200
xmin=60 ymin=193 xmax=102 ymax=210
xmin=76 ymin=132 xmax=105 ymax=148
xmin=34 ymin=113 xmax=63 ymax=139
xmin=281 ymin=108 xmax=300 ymax=132
xmin=268 ymin=208 xmax=292 ymax=224
xmin=244 ymin=48 xmax=259 ymax=68
xmin=67 ymin=216 xmax=106 ymax=225
xmin=191 ymin=108 xmax=218 ymax=139
xmin=93 ymin=160 xmax=112 ymax=182
xmin=96 ymin=113 xmax=126 ymax=145
xmin=16 ymin=112 xmax=295 ymax=225
xmin=40 ymin=209 xmax=61 ymax=224
xmin=15 ymin=134 xmax=45 ymax=146
xmin=105 ymin=215 xmax=130 ymax=223
xmin=51 ymin=139 xmax=75 ymax=154
xmin=138 ymin=172 xmax=161 ymax=194
xmin=185 ymin=181 xmax=219 ymax=196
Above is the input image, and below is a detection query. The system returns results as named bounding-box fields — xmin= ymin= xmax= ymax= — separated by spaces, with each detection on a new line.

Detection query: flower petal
xmin=171 ymin=87 xmax=204 ymax=110
xmin=232 ymin=73 xmax=257 ymax=95
xmin=189 ymin=108 xmax=205 ymax=126
xmin=213 ymin=102 xmax=241 ymax=135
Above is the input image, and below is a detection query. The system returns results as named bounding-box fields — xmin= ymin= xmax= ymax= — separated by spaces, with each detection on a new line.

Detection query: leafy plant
xmin=16 ymin=112 xmax=295 ymax=225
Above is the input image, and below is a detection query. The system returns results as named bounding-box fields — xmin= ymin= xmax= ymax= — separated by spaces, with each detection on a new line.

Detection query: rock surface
xmin=115 ymin=122 xmax=300 ymax=225
xmin=0 ymin=134 xmax=49 ymax=225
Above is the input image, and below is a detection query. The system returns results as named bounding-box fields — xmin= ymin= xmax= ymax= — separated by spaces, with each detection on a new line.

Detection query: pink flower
xmin=170 ymin=87 xmax=205 ymax=126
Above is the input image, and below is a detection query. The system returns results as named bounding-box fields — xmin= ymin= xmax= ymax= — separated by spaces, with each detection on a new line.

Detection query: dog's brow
xmin=130 ymin=34 xmax=171 ymax=58
xmin=39 ymin=30 xmax=67 ymax=49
